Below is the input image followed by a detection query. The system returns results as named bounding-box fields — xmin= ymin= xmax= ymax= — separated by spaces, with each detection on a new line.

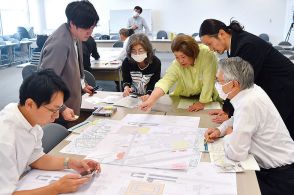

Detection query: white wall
xmin=35 ymin=0 xmax=288 ymax=45
xmin=90 ymin=0 xmax=288 ymax=45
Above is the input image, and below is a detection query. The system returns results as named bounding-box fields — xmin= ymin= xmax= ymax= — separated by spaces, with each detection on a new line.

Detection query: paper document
xmin=208 ymin=138 xmax=260 ymax=172
xmin=101 ymin=95 xmax=122 ymax=104
xmin=86 ymin=126 xmax=200 ymax=169
xmin=85 ymin=97 xmax=103 ymax=105
xmin=60 ymin=119 xmax=122 ymax=155
xmin=121 ymin=114 xmax=200 ymax=128
xmin=113 ymin=96 xmax=141 ymax=108
xmin=17 ymin=163 xmax=237 ymax=195
xmin=65 ymin=133 xmax=79 ymax=142
xmin=177 ymin=98 xmax=221 ymax=110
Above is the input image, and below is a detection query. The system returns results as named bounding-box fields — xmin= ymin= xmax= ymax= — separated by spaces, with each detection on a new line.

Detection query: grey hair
xmin=218 ymin=57 xmax=254 ymax=90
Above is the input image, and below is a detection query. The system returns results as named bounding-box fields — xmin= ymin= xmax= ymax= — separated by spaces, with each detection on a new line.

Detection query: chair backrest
xmin=17 ymin=26 xmax=30 ymax=39
xmin=113 ymin=41 xmax=123 ymax=48
xmin=259 ymin=33 xmax=269 ymax=42
xmin=30 ymin=52 xmax=41 ymax=65
xmin=278 ymin=41 xmax=292 ymax=46
xmin=36 ymin=35 xmax=48 ymax=49
xmin=99 ymin=35 xmax=110 ymax=40
xmin=273 ymin=46 xmax=284 ymax=51
xmin=93 ymin=33 xmax=101 ymax=40
xmin=192 ymin=33 xmax=199 ymax=38
xmin=22 ymin=65 xmax=38 ymax=80
xmin=42 ymin=123 xmax=70 ymax=153
xmin=0 ymin=40 xmax=6 ymax=45
xmin=156 ymin=30 xmax=168 ymax=39
xmin=110 ymin=35 xmax=119 ymax=40
xmin=84 ymin=70 xmax=96 ymax=87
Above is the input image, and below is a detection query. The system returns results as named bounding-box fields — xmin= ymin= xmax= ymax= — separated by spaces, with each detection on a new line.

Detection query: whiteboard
xmin=109 ymin=9 xmax=152 ymax=34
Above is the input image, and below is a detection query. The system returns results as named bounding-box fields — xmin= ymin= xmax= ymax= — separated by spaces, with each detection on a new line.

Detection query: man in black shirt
xmin=82 ymin=35 xmax=100 ymax=71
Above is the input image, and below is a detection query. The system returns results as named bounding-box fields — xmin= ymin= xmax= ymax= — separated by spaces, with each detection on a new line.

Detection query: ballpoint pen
xmin=204 ymin=138 xmax=208 ymax=152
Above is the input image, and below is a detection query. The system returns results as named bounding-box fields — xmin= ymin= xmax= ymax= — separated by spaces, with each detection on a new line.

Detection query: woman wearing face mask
xmin=199 ymin=19 xmax=294 ymax=140
xmin=122 ymin=33 xmax=161 ymax=97
xmin=140 ymin=34 xmax=219 ymax=112
xmin=127 ymin=6 xmax=150 ymax=34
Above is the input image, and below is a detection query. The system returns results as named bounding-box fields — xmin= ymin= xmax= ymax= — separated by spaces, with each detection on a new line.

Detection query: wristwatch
xmin=64 ymin=157 xmax=70 ymax=169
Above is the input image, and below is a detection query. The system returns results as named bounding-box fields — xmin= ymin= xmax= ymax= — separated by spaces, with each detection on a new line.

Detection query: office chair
xmin=192 ymin=33 xmax=199 ymax=38
xmin=0 ymin=41 xmax=9 ymax=65
xmin=110 ymin=35 xmax=119 ymax=40
xmin=30 ymin=52 xmax=41 ymax=65
xmin=273 ymin=46 xmax=284 ymax=51
xmin=156 ymin=30 xmax=168 ymax=39
xmin=17 ymin=26 xmax=31 ymax=39
xmin=84 ymin=70 xmax=97 ymax=88
xmin=278 ymin=41 xmax=292 ymax=46
xmin=93 ymin=33 xmax=102 ymax=40
xmin=99 ymin=35 xmax=110 ymax=40
xmin=42 ymin=123 xmax=70 ymax=153
xmin=259 ymin=33 xmax=270 ymax=42
xmin=113 ymin=41 xmax=123 ymax=48
xmin=22 ymin=64 xmax=38 ymax=80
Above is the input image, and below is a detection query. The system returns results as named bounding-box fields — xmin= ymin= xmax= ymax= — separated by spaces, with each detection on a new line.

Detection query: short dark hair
xmin=171 ymin=34 xmax=199 ymax=61
xmin=119 ymin=28 xmax=129 ymax=37
xmin=19 ymin=69 xmax=70 ymax=107
xmin=134 ymin=6 xmax=143 ymax=14
xmin=119 ymin=28 xmax=135 ymax=37
xmin=65 ymin=1 xmax=99 ymax=29
xmin=126 ymin=33 xmax=154 ymax=65
xmin=199 ymin=19 xmax=244 ymax=37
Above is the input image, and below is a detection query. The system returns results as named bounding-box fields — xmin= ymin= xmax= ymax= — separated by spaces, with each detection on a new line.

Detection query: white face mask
xmin=131 ymin=53 xmax=147 ymax=62
xmin=133 ymin=11 xmax=139 ymax=17
xmin=215 ymin=81 xmax=231 ymax=100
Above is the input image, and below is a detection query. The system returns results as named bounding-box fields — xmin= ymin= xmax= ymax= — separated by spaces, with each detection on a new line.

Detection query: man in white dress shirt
xmin=117 ymin=28 xmax=135 ymax=61
xmin=0 ymin=69 xmax=100 ymax=195
xmin=204 ymin=57 xmax=294 ymax=195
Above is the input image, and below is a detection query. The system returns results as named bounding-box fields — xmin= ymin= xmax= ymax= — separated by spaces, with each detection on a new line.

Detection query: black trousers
xmin=256 ymin=163 xmax=294 ymax=195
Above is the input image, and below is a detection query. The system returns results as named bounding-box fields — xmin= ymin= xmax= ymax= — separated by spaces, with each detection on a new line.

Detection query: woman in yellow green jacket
xmin=140 ymin=34 xmax=219 ymax=112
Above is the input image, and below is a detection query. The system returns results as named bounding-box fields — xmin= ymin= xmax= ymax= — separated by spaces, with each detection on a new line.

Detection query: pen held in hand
xmin=204 ymin=138 xmax=208 ymax=152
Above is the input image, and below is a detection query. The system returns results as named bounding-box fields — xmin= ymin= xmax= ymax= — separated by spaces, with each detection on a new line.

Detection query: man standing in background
xmin=39 ymin=1 xmax=99 ymax=126
xmin=127 ymin=6 xmax=150 ymax=34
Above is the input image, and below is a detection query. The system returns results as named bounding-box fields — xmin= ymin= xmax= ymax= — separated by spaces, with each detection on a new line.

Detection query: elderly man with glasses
xmin=205 ymin=57 xmax=294 ymax=195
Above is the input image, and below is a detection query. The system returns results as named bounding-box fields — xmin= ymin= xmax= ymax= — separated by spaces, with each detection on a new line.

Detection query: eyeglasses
xmin=42 ymin=104 xmax=64 ymax=114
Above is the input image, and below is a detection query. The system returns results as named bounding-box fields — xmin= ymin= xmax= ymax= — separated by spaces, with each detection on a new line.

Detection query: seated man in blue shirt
xmin=0 ymin=69 xmax=101 ymax=195
xmin=205 ymin=57 xmax=294 ymax=195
